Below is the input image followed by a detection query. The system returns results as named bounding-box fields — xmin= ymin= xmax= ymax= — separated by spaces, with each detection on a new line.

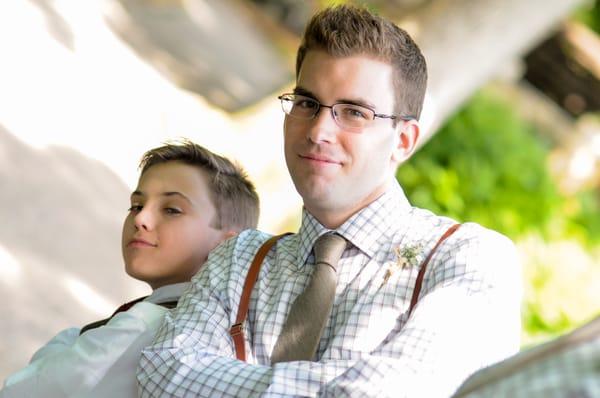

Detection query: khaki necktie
xmin=271 ymin=233 xmax=347 ymax=363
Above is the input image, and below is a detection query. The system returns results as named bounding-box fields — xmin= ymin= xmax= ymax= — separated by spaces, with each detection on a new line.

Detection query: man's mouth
xmin=300 ymin=153 xmax=341 ymax=165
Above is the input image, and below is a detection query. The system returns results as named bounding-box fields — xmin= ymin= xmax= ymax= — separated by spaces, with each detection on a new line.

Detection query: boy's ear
xmin=391 ymin=119 xmax=420 ymax=167
xmin=222 ymin=230 xmax=238 ymax=240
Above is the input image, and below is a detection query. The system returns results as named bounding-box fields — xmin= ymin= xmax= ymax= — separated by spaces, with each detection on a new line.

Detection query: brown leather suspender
xmin=408 ymin=223 xmax=461 ymax=316
xmin=230 ymin=233 xmax=291 ymax=362
xmin=230 ymin=224 xmax=461 ymax=361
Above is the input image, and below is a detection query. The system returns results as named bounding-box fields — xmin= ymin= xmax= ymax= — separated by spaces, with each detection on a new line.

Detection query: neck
xmin=307 ymin=183 xmax=390 ymax=229
xmin=309 ymin=210 xmax=351 ymax=230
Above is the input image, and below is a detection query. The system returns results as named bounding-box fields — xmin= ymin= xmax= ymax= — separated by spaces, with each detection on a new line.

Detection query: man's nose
xmin=306 ymin=106 xmax=339 ymax=144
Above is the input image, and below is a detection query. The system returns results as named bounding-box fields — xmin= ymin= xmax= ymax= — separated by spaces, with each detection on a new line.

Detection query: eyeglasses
xmin=278 ymin=93 xmax=414 ymax=132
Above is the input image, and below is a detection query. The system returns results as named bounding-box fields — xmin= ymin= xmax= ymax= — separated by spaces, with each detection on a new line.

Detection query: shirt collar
xmin=295 ymin=180 xmax=412 ymax=267
xmin=146 ymin=282 xmax=190 ymax=304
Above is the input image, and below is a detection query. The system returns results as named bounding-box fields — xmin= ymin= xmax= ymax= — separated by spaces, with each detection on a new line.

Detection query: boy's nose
xmin=134 ymin=210 xmax=153 ymax=231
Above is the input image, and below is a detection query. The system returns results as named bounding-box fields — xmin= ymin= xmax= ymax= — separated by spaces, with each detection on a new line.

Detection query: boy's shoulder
xmin=197 ymin=229 xmax=286 ymax=283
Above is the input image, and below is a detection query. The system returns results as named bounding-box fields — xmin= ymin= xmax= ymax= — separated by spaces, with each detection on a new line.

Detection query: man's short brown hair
xmin=296 ymin=5 xmax=427 ymax=120
xmin=139 ymin=140 xmax=259 ymax=231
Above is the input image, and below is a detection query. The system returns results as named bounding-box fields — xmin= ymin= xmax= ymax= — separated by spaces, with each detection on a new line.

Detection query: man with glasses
xmin=138 ymin=5 xmax=521 ymax=397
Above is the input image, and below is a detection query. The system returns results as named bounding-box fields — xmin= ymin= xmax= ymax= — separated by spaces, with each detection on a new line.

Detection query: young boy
xmin=0 ymin=140 xmax=260 ymax=398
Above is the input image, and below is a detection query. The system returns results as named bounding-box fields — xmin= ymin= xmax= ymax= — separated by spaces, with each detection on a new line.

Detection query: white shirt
xmin=138 ymin=182 xmax=522 ymax=398
xmin=1 ymin=282 xmax=189 ymax=398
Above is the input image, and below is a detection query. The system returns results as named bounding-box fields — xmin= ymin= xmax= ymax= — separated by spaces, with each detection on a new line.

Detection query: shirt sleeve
xmin=1 ymin=302 xmax=166 ymax=398
xmin=2 ymin=327 xmax=80 ymax=389
xmin=320 ymin=226 xmax=523 ymax=398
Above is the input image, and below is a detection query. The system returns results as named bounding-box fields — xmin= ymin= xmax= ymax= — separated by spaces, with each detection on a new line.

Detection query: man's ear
xmin=391 ymin=119 xmax=420 ymax=166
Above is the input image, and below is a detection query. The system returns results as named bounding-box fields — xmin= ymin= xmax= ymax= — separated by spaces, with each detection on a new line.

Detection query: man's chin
xmin=300 ymin=189 xmax=333 ymax=207
xmin=301 ymin=191 xmax=347 ymax=215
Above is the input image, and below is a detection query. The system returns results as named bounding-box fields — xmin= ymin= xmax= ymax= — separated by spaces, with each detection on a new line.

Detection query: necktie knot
xmin=313 ymin=233 xmax=347 ymax=273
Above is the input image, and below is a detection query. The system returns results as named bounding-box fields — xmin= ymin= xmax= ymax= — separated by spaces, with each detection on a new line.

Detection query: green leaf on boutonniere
xmin=394 ymin=243 xmax=423 ymax=269
xmin=380 ymin=243 xmax=424 ymax=287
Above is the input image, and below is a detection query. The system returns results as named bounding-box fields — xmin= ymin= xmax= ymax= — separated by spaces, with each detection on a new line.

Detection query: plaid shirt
xmin=137 ymin=182 xmax=522 ymax=397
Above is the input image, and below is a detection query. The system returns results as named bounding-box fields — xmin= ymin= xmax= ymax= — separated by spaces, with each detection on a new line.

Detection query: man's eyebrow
xmin=293 ymin=86 xmax=316 ymax=98
xmin=293 ymin=86 xmax=376 ymax=110
xmin=339 ymin=97 xmax=376 ymax=110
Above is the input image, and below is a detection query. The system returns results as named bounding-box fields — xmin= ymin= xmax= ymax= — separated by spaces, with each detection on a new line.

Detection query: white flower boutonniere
xmin=380 ymin=243 xmax=424 ymax=287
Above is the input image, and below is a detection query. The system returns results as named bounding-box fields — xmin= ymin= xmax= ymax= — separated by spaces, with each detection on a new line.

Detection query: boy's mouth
xmin=128 ymin=238 xmax=157 ymax=248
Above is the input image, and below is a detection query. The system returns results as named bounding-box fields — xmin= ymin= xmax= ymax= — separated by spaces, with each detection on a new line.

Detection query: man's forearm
xmin=138 ymin=346 xmax=356 ymax=397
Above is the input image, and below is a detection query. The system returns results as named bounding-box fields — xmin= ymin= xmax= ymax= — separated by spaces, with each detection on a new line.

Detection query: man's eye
xmin=296 ymin=99 xmax=317 ymax=109
xmin=128 ymin=205 xmax=142 ymax=213
xmin=342 ymin=106 xmax=369 ymax=119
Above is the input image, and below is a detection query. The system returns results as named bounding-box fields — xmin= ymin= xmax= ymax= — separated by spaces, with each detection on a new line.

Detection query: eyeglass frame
xmin=278 ymin=93 xmax=415 ymax=132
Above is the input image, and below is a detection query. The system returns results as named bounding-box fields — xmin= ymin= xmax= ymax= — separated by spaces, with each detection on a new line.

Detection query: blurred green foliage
xmin=573 ymin=0 xmax=600 ymax=33
xmin=564 ymin=189 xmax=600 ymax=247
xmin=519 ymin=234 xmax=600 ymax=346
xmin=397 ymin=90 xmax=563 ymax=240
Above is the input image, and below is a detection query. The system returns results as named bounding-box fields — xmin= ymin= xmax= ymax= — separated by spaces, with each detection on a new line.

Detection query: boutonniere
xmin=380 ymin=243 xmax=423 ymax=287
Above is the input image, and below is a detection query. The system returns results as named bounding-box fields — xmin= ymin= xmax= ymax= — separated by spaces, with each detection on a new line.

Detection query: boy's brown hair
xmin=296 ymin=5 xmax=427 ymax=121
xmin=139 ymin=140 xmax=259 ymax=231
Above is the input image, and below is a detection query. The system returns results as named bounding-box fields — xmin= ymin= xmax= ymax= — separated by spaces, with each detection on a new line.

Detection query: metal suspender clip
xmin=230 ymin=322 xmax=244 ymax=336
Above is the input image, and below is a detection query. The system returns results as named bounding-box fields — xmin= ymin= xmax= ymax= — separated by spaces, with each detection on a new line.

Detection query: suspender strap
xmin=80 ymin=297 xmax=177 ymax=335
xmin=231 ymin=233 xmax=291 ymax=361
xmin=157 ymin=300 xmax=179 ymax=310
xmin=408 ymin=223 xmax=461 ymax=316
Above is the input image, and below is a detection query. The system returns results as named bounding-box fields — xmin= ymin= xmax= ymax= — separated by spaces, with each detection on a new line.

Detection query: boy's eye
xmin=164 ymin=207 xmax=182 ymax=215
xmin=128 ymin=205 xmax=143 ymax=213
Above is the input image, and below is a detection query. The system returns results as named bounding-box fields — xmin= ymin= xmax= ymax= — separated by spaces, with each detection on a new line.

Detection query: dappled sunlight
xmin=549 ymin=114 xmax=600 ymax=194
xmin=0 ymin=244 xmax=22 ymax=285
xmin=0 ymin=1 xmax=298 ymax=233
xmin=62 ymin=275 xmax=117 ymax=317
xmin=183 ymin=0 xmax=218 ymax=31
xmin=565 ymin=117 xmax=600 ymax=184
xmin=567 ymin=117 xmax=600 ymax=185
xmin=569 ymin=146 xmax=597 ymax=180
xmin=518 ymin=235 xmax=600 ymax=346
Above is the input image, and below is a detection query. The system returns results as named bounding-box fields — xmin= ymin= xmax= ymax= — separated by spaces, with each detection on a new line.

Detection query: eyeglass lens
xmin=281 ymin=95 xmax=375 ymax=130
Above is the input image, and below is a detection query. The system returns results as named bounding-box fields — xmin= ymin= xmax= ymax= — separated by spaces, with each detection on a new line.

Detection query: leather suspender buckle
xmin=230 ymin=322 xmax=244 ymax=336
